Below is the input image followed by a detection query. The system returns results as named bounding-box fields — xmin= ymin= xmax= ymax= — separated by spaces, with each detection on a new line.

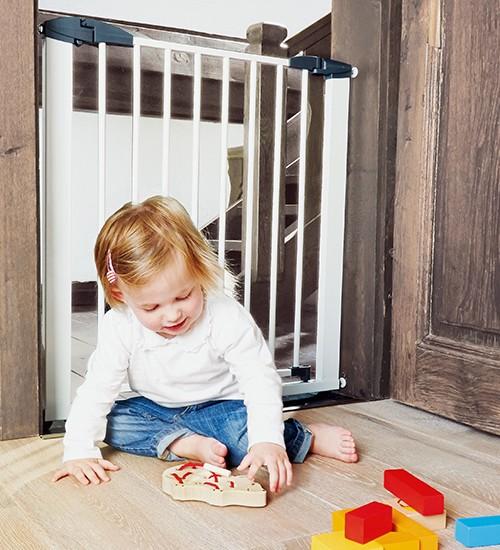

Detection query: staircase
xmin=201 ymin=104 xmax=321 ymax=333
xmin=200 ymin=19 xmax=330 ymax=340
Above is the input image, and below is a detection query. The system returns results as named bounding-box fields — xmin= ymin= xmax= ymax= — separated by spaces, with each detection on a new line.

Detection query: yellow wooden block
xmin=312 ymin=531 xmax=384 ymax=550
xmin=392 ymin=508 xmax=438 ymax=550
xmin=385 ymin=498 xmax=447 ymax=530
xmin=332 ymin=508 xmax=353 ymax=531
xmin=331 ymin=507 xmax=438 ymax=550
xmin=375 ymin=531 xmax=419 ymax=549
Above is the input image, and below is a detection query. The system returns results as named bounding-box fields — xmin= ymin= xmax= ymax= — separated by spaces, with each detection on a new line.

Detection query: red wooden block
xmin=345 ymin=501 xmax=393 ymax=544
xmin=384 ymin=469 xmax=444 ymax=516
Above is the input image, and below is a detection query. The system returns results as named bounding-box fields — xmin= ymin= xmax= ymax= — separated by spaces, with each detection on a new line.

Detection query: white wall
xmin=39 ymin=0 xmax=330 ymax=40
xmin=71 ymin=112 xmax=243 ymax=281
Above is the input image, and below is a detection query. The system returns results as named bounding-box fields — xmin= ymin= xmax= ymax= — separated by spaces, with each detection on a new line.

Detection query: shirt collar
xmin=138 ymin=298 xmax=212 ymax=352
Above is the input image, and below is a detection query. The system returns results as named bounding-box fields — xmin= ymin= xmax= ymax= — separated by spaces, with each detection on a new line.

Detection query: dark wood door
xmin=392 ymin=0 xmax=500 ymax=434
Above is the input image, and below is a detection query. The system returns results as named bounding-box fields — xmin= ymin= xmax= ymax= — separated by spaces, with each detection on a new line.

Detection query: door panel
xmin=433 ymin=1 xmax=500 ymax=345
xmin=392 ymin=0 xmax=500 ymax=434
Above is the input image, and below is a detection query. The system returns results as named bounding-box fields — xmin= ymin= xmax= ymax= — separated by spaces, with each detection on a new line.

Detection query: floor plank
xmin=1 ymin=400 xmax=499 ymax=549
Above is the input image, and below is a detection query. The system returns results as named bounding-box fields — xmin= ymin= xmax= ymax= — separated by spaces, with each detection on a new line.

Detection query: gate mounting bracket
xmin=289 ymin=55 xmax=356 ymax=79
xmin=291 ymin=365 xmax=312 ymax=382
xmin=40 ymin=17 xmax=133 ymax=47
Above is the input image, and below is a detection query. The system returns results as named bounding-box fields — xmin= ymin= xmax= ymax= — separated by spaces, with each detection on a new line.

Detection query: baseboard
xmin=72 ymin=281 xmax=97 ymax=309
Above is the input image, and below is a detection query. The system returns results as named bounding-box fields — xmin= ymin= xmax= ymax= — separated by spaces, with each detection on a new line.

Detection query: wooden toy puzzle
xmin=202 ymin=462 xmax=231 ymax=477
xmin=162 ymin=461 xmax=266 ymax=507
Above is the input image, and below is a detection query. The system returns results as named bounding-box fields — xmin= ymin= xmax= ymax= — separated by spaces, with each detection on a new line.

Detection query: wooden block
xmin=332 ymin=508 xmax=353 ymax=531
xmin=455 ymin=515 xmax=500 ymax=547
xmin=162 ymin=461 xmax=266 ymax=507
xmin=333 ymin=507 xmax=438 ymax=550
xmin=385 ymin=498 xmax=447 ymax=530
xmin=375 ymin=531 xmax=419 ymax=549
xmin=345 ymin=502 xmax=393 ymax=543
xmin=384 ymin=469 xmax=444 ymax=516
xmin=311 ymin=531 xmax=383 ymax=549
xmin=392 ymin=508 xmax=438 ymax=550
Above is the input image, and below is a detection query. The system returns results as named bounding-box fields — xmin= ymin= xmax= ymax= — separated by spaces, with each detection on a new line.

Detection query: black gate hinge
xmin=289 ymin=55 xmax=355 ymax=79
xmin=40 ymin=17 xmax=133 ymax=47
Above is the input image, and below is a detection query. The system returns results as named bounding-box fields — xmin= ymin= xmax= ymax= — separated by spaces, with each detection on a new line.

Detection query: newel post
xmin=242 ymin=23 xmax=288 ymax=297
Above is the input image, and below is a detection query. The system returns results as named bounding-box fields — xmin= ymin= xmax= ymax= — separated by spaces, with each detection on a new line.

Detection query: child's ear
xmin=110 ymin=287 xmax=125 ymax=303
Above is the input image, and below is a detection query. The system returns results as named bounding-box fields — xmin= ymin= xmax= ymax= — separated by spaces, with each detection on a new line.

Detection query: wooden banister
xmin=242 ymin=22 xmax=288 ymax=298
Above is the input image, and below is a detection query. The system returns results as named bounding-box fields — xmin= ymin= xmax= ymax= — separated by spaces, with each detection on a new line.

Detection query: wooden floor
xmin=1 ymin=400 xmax=499 ymax=549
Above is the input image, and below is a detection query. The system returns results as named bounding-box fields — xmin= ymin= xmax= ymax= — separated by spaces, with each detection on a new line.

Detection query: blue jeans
xmin=104 ymin=396 xmax=312 ymax=467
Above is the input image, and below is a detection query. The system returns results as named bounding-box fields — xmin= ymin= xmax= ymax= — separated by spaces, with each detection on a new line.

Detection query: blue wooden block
xmin=455 ymin=516 xmax=500 ymax=547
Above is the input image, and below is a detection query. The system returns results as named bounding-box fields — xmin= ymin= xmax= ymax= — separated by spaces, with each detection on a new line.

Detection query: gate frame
xmin=40 ymin=15 xmax=356 ymax=424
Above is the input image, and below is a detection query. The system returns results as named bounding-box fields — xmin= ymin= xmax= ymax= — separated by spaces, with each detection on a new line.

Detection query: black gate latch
xmin=289 ymin=55 xmax=353 ymax=79
xmin=40 ymin=17 xmax=133 ymax=47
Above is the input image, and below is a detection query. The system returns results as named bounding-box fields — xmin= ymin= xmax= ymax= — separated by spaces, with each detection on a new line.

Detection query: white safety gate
xmin=39 ymin=17 xmax=357 ymax=423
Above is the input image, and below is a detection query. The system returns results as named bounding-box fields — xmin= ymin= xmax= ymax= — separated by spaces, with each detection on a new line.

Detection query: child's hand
xmin=52 ymin=458 xmax=120 ymax=485
xmin=237 ymin=442 xmax=293 ymax=493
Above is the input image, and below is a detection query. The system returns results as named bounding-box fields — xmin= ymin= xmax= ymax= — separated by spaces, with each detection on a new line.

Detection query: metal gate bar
xmin=243 ymin=60 xmax=257 ymax=310
xmin=161 ymin=49 xmax=172 ymax=195
xmin=97 ymin=43 xmax=107 ymax=322
xmin=44 ymin=37 xmax=73 ymax=420
xmin=217 ymin=56 xmax=230 ymax=265
xmin=293 ymin=69 xmax=309 ymax=367
xmin=268 ymin=64 xmax=285 ymax=355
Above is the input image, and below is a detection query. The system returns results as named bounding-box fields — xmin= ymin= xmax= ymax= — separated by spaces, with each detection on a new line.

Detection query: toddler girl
xmin=53 ymin=196 xmax=357 ymax=492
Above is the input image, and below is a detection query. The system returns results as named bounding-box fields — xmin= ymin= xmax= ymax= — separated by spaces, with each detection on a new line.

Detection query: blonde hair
xmin=95 ymin=196 xmax=235 ymax=308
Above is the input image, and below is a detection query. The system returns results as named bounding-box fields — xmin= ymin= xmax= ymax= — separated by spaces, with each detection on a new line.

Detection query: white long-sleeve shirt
xmin=63 ymin=292 xmax=284 ymax=462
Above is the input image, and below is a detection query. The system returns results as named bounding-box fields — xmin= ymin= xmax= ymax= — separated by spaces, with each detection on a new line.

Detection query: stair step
xmin=208 ymin=239 xmax=242 ymax=252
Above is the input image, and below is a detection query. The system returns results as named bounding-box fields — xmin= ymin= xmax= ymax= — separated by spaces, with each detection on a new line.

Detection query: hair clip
xmin=106 ymin=251 xmax=117 ymax=284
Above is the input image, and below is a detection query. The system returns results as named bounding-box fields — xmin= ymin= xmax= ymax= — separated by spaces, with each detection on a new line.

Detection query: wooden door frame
xmin=392 ymin=0 xmax=441 ymax=405
xmin=331 ymin=0 xmax=402 ymax=399
xmin=0 ymin=1 xmax=41 ymax=439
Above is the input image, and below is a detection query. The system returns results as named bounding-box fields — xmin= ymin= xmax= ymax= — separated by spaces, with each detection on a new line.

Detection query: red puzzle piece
xmin=384 ymin=469 xmax=444 ymax=516
xmin=345 ymin=501 xmax=393 ymax=544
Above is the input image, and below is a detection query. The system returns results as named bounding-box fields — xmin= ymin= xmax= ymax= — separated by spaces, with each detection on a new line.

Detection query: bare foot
xmin=169 ymin=434 xmax=228 ymax=467
xmin=308 ymin=423 xmax=358 ymax=463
